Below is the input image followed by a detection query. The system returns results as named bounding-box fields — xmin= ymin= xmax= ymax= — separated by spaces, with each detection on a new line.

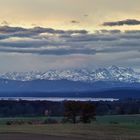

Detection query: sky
xmin=0 ymin=0 xmax=140 ymax=72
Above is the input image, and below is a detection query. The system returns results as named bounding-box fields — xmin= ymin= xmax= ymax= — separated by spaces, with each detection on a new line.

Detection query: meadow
xmin=0 ymin=115 xmax=139 ymax=140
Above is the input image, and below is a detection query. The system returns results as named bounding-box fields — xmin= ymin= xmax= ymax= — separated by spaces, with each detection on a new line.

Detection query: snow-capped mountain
xmin=0 ymin=66 xmax=140 ymax=83
xmin=0 ymin=66 xmax=140 ymax=99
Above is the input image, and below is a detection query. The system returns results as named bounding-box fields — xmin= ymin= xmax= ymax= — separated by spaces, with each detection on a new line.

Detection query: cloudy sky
xmin=0 ymin=0 xmax=140 ymax=72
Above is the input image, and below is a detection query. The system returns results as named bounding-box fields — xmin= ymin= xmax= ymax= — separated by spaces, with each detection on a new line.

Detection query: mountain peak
xmin=0 ymin=66 xmax=139 ymax=83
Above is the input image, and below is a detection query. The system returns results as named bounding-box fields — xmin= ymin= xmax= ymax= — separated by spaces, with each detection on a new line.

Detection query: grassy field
xmin=0 ymin=115 xmax=139 ymax=140
xmin=97 ymin=114 xmax=140 ymax=122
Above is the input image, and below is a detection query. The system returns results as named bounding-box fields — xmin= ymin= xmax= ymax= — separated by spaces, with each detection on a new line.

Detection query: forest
xmin=0 ymin=98 xmax=139 ymax=117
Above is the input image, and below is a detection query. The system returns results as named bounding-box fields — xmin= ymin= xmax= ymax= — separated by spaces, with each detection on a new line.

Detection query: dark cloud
xmin=0 ymin=26 xmax=26 ymax=33
xmin=0 ymin=26 xmax=88 ymax=41
xmin=71 ymin=20 xmax=80 ymax=24
xmin=102 ymin=19 xmax=140 ymax=26
xmin=0 ymin=47 xmax=96 ymax=55
xmin=98 ymin=30 xmax=121 ymax=34
xmin=0 ymin=26 xmax=88 ymax=35
xmin=0 ymin=26 xmax=140 ymax=56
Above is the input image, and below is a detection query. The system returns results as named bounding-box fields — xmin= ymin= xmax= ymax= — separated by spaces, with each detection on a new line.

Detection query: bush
xmin=6 ymin=121 xmax=12 ymax=125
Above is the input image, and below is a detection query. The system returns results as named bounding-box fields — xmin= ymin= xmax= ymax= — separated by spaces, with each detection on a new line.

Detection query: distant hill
xmin=0 ymin=66 xmax=140 ymax=99
xmin=0 ymin=79 xmax=140 ymax=99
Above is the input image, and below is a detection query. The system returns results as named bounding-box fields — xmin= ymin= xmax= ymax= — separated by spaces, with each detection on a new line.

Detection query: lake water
xmin=0 ymin=97 xmax=119 ymax=102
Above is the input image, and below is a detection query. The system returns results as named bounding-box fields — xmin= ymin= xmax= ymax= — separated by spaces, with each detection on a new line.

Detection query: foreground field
xmin=0 ymin=115 xmax=139 ymax=140
xmin=0 ymin=133 xmax=82 ymax=140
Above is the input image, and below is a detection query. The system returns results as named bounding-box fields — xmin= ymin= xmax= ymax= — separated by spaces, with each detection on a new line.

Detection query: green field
xmin=0 ymin=115 xmax=140 ymax=140
xmin=97 ymin=114 xmax=140 ymax=124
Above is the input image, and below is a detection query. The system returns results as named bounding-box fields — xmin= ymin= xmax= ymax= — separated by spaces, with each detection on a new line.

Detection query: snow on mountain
xmin=0 ymin=66 xmax=140 ymax=83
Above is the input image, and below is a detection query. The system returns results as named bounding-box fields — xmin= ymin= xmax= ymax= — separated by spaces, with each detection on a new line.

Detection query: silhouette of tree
xmin=64 ymin=101 xmax=96 ymax=123
xmin=64 ymin=101 xmax=81 ymax=123
xmin=80 ymin=102 xmax=96 ymax=123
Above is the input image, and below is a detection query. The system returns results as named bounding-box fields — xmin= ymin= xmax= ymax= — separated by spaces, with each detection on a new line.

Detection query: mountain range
xmin=0 ymin=66 xmax=140 ymax=99
xmin=0 ymin=66 xmax=140 ymax=83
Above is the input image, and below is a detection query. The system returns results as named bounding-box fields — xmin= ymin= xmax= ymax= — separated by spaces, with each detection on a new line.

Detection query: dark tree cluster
xmin=95 ymin=99 xmax=140 ymax=115
xmin=64 ymin=101 xmax=96 ymax=123
xmin=0 ymin=98 xmax=139 ymax=118
xmin=0 ymin=100 xmax=64 ymax=117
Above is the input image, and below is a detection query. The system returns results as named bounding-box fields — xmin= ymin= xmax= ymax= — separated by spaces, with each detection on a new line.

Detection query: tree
xmin=64 ymin=101 xmax=81 ymax=123
xmin=64 ymin=101 xmax=96 ymax=123
xmin=80 ymin=102 xmax=96 ymax=123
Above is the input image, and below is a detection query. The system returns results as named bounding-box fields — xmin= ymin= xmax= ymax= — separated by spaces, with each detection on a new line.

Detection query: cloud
xmin=1 ymin=21 xmax=9 ymax=26
xmin=102 ymin=19 xmax=140 ymax=26
xmin=0 ymin=47 xmax=96 ymax=55
xmin=71 ymin=20 xmax=80 ymax=24
xmin=0 ymin=26 xmax=87 ymax=35
xmin=98 ymin=30 xmax=121 ymax=34
xmin=0 ymin=26 xmax=140 ymax=56
xmin=0 ymin=26 xmax=140 ymax=71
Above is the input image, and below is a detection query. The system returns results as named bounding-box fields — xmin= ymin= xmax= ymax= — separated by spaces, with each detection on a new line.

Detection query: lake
xmin=0 ymin=97 xmax=119 ymax=102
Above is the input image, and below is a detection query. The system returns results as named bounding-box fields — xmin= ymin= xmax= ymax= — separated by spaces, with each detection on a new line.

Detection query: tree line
xmin=0 ymin=98 xmax=139 ymax=118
